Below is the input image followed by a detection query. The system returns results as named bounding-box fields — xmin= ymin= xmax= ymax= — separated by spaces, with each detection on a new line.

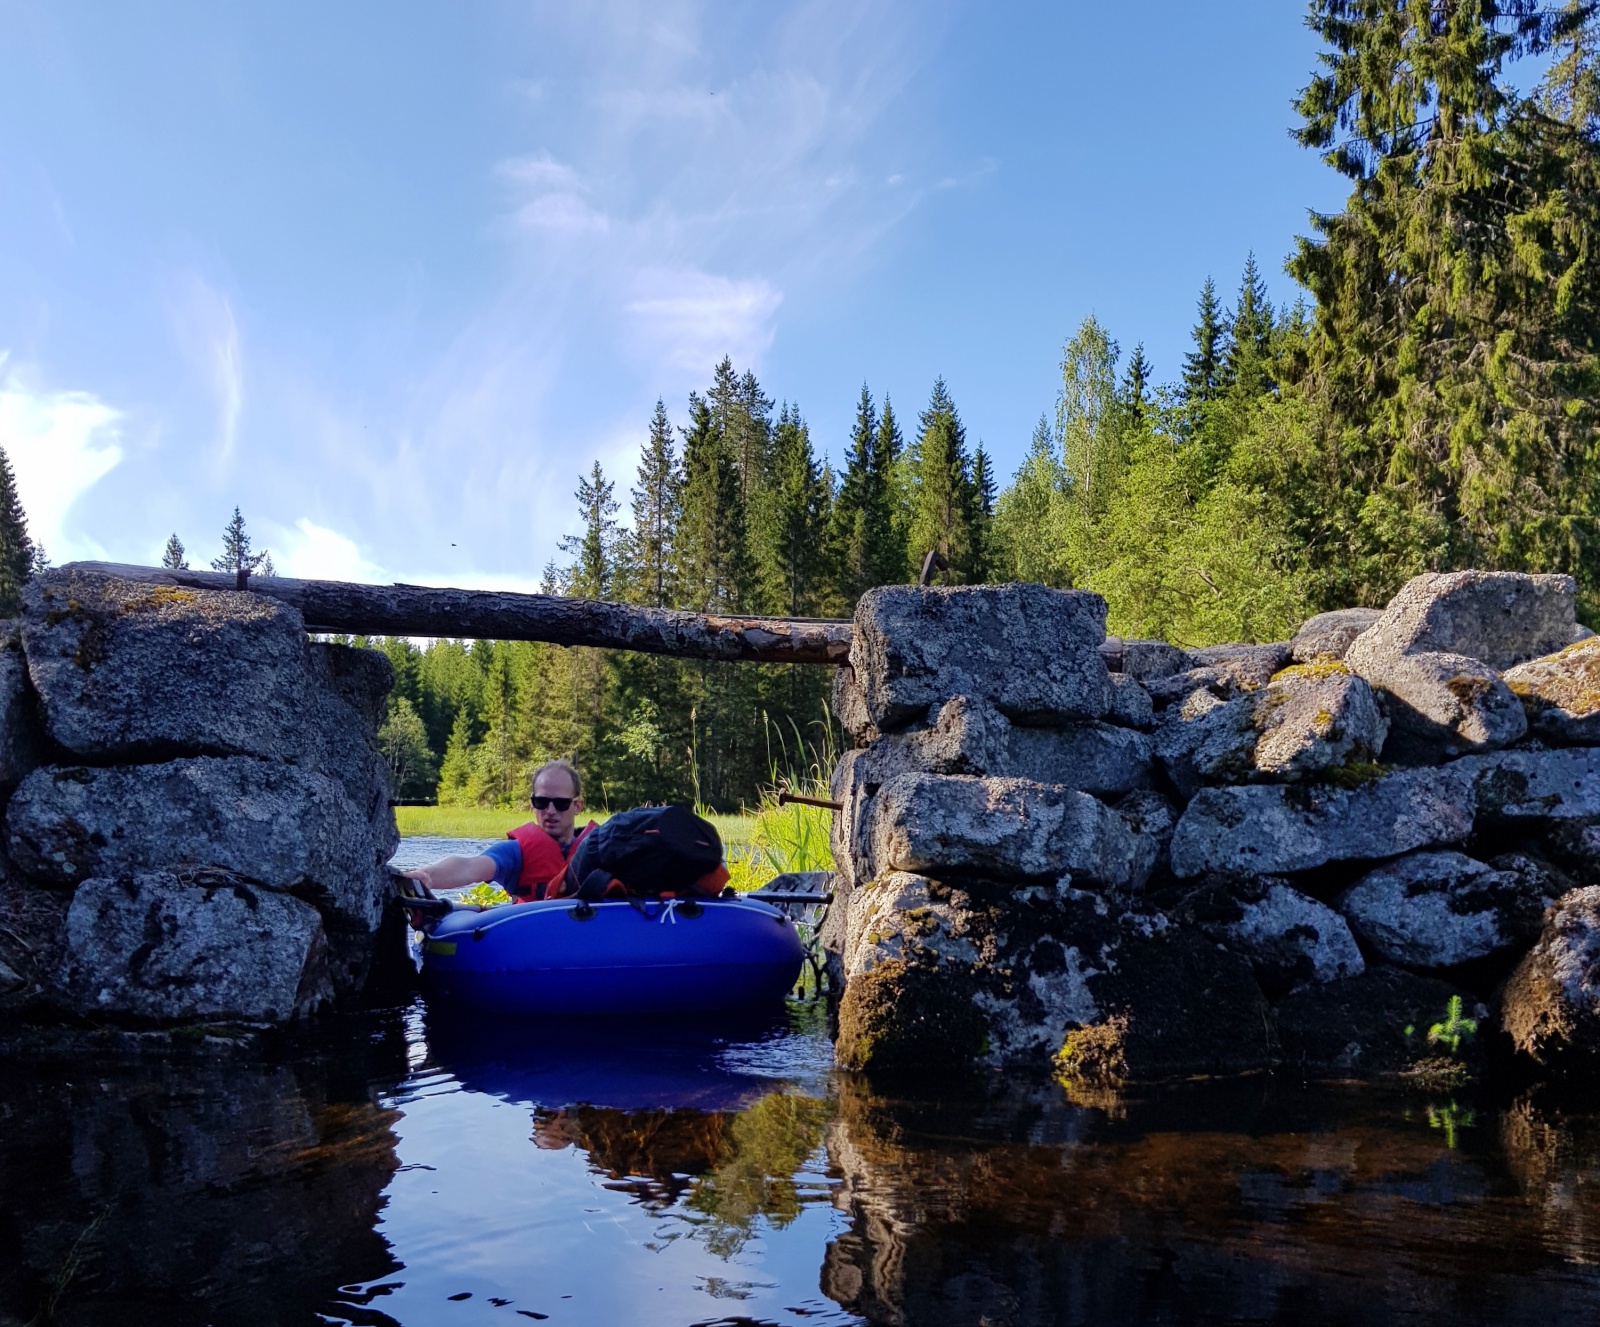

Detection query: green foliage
xmin=1427 ymin=995 xmax=1479 ymax=1057
xmin=210 ymin=507 xmax=273 ymax=578
xmin=0 ymin=443 xmax=35 ymax=616
xmin=457 ymin=882 xmax=512 ymax=908
xmin=686 ymin=1091 xmax=832 ymax=1258
xmin=378 ymin=696 xmax=439 ymax=800
xmin=161 ymin=533 xmax=188 ymax=570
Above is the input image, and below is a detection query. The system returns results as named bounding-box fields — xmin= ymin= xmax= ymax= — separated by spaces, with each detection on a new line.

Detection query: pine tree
xmin=162 ymin=534 xmax=189 ymax=570
xmin=1180 ymin=277 xmax=1226 ymax=408
xmin=907 ymin=378 xmax=978 ymax=583
xmin=560 ymin=462 xmax=621 ymax=599
xmin=625 ymin=400 xmax=682 ymax=609
xmin=210 ymin=508 xmax=272 ymax=578
xmin=1220 ymin=253 xmax=1274 ymax=395
xmin=0 ymin=445 xmax=35 ymax=616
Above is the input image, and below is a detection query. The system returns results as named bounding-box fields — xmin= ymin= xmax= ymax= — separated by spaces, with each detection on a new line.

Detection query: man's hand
xmin=403 ymin=867 xmax=436 ymax=893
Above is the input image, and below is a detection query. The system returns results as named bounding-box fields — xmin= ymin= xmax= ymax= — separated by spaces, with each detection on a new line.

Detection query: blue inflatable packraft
xmin=422 ymin=895 xmax=806 ymax=1015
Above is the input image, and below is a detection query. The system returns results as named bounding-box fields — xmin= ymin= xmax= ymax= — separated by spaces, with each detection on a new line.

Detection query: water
xmin=7 ymin=1003 xmax=1600 ymax=1327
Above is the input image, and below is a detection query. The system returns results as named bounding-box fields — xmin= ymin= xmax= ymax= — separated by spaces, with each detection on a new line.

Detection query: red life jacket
xmin=504 ymin=821 xmax=596 ymax=902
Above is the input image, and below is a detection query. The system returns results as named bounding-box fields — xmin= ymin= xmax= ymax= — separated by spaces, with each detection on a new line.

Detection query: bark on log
xmin=68 ymin=563 xmax=853 ymax=665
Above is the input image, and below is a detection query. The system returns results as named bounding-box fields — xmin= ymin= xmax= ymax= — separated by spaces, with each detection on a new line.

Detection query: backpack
xmin=566 ymin=804 xmax=729 ymax=900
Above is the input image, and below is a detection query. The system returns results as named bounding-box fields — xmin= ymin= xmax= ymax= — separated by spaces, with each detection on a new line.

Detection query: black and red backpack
xmin=565 ymin=804 xmax=730 ymax=901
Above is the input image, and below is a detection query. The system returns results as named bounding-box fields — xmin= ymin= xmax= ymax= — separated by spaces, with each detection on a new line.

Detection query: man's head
xmin=531 ymin=759 xmax=584 ymax=845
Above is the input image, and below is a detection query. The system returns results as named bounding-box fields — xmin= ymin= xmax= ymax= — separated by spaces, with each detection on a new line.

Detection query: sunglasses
xmin=532 ymin=796 xmax=574 ymax=811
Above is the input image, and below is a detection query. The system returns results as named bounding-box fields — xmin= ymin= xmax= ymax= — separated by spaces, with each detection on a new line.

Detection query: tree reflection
xmin=531 ymin=1089 xmax=832 ymax=1255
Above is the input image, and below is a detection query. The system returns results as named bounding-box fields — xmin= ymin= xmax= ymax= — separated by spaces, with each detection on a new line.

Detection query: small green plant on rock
xmin=1401 ymin=996 xmax=1479 ymax=1089
xmin=1427 ymin=995 xmax=1477 ymax=1055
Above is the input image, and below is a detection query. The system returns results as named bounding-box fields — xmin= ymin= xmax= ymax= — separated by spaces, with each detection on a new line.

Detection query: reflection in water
xmin=0 ymin=1018 xmax=407 ymax=1327
xmin=822 ymin=1077 xmax=1600 ymax=1327
xmin=9 ymin=1004 xmax=1600 ymax=1326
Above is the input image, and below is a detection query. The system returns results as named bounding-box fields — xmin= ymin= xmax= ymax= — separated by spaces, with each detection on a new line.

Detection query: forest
xmin=372 ymin=0 xmax=1600 ymax=811
xmin=9 ymin=1 xmax=1600 ymax=814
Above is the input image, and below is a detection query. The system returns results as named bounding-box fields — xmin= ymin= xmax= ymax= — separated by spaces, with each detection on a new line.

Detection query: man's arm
xmin=404 ymin=855 xmax=497 ymax=892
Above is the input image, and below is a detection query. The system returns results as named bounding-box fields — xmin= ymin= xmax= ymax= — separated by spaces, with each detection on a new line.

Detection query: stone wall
xmin=0 ymin=569 xmax=401 ymax=1026
xmin=825 ymin=572 xmax=1600 ymax=1079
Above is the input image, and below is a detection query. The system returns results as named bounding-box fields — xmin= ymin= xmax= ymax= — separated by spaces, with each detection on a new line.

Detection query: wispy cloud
xmin=166 ymin=274 xmax=243 ymax=473
xmin=626 ymin=269 xmax=782 ymax=374
xmin=0 ymin=356 xmax=123 ymax=562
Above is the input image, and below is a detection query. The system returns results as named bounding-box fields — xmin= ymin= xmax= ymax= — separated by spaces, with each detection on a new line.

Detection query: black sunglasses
xmin=532 ymin=796 xmax=574 ymax=811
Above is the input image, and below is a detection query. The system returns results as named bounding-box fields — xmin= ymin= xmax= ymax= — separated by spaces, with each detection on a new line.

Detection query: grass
xmin=396 ymin=802 xmax=753 ymax=845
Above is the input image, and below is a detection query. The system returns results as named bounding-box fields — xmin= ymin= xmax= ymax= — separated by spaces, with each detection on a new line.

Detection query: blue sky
xmin=0 ymin=1 xmax=1346 ymax=589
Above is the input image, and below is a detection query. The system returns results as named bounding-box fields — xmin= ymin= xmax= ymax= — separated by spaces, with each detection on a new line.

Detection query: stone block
xmin=1465 ymin=745 xmax=1600 ymax=824
xmin=850 ymin=696 xmax=1154 ymax=799
xmin=1502 ymin=886 xmax=1600 ymax=1066
xmin=1155 ymin=664 xmax=1387 ymax=797
xmin=1178 ymin=876 xmax=1364 ymax=997
xmin=1502 ymin=637 xmax=1600 ymax=746
xmin=0 ymin=620 xmax=41 ymax=791
xmin=1115 ymin=789 xmax=1178 ymax=889
xmin=1145 ymin=642 xmax=1291 ymax=709
xmin=6 ymin=757 xmax=389 ymax=932
xmin=1106 ymin=671 xmax=1156 ymax=730
xmin=59 ymin=869 xmax=332 ymax=1023
xmin=867 ymin=773 xmax=1146 ymax=887
xmin=1349 ymin=569 xmax=1580 ymax=671
xmin=1168 ymin=765 xmax=1476 ymax=878
xmin=829 ymin=748 xmax=874 ymax=892
xmin=1337 ymin=850 xmax=1549 ymax=971
xmin=1274 ymin=967 xmax=1478 ymax=1076
xmin=1354 ymin=650 xmax=1527 ymax=763
xmin=1291 ymin=607 xmax=1384 ymax=663
xmin=850 ymin=583 xmax=1112 ymax=731
xmin=304 ymin=642 xmax=398 ymax=864
xmin=1122 ymin=639 xmax=1191 ymax=682
xmin=834 ymin=881 xmax=1271 ymax=1075
xmin=831 ymin=664 xmax=879 ymax=747
xmin=22 ymin=569 xmax=311 ymax=763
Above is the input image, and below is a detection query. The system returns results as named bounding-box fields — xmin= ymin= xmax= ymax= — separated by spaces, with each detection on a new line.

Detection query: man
xmin=405 ymin=758 xmax=595 ymax=903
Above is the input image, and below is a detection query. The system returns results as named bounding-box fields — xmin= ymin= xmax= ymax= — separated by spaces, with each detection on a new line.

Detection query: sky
xmin=0 ymin=0 xmax=1348 ymax=590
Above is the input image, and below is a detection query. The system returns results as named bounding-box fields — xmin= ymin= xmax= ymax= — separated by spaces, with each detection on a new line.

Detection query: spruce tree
xmin=1291 ymin=0 xmax=1600 ymax=607
xmin=162 ymin=534 xmax=189 ymax=570
xmin=1220 ymin=253 xmax=1274 ymax=395
xmin=870 ymin=398 xmax=908 ymax=587
xmin=825 ymin=383 xmax=879 ymax=605
xmin=907 ymin=378 xmax=978 ymax=583
xmin=560 ymin=462 xmax=621 ymax=599
xmin=677 ymin=392 xmax=753 ymax=613
xmin=210 ymin=508 xmax=272 ymax=578
xmin=969 ymin=443 xmax=997 ymax=583
xmin=1122 ymin=343 xmax=1153 ymax=419
xmin=0 ymin=445 xmax=34 ymax=616
xmin=626 ymin=400 xmax=681 ymax=609
xmin=760 ymin=403 xmax=830 ymax=616
xmin=1180 ymin=277 xmax=1226 ymax=408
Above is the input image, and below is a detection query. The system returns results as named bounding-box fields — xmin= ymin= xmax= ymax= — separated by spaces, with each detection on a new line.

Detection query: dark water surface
xmin=5 ymin=1001 xmax=1600 ymax=1327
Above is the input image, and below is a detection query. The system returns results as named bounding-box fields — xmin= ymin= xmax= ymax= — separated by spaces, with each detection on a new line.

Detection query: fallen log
xmin=67 ymin=562 xmax=853 ymax=666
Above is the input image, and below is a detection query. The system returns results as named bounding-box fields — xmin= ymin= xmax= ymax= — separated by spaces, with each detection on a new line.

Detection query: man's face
xmin=533 ymin=768 xmax=583 ymax=844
